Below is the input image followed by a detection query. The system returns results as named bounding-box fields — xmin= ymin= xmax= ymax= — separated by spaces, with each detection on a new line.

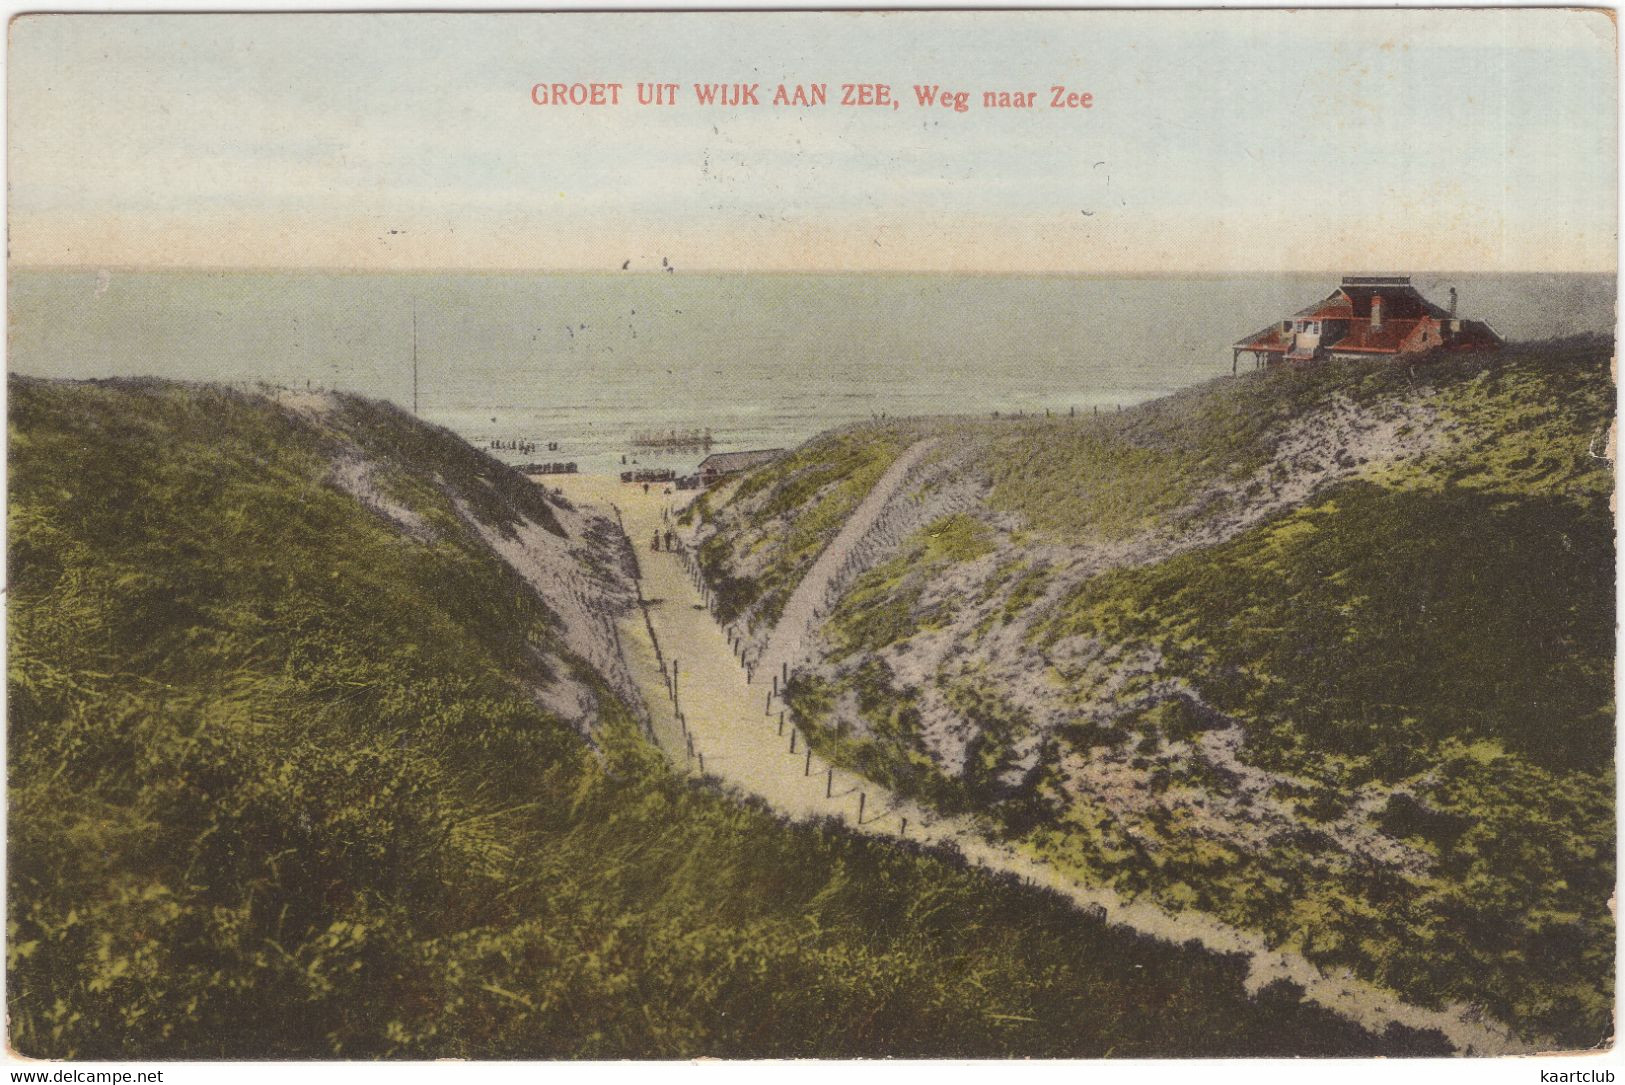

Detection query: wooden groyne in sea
xmin=631 ymin=427 xmax=714 ymax=451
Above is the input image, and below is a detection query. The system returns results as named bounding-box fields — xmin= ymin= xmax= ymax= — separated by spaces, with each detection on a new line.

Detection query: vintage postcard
xmin=4 ymin=8 xmax=1617 ymax=1065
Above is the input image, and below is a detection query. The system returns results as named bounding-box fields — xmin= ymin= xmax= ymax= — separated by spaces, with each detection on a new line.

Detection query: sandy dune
xmin=541 ymin=470 xmax=1524 ymax=1056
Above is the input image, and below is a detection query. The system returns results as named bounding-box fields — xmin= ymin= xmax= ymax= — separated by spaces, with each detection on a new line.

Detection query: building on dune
xmin=697 ymin=448 xmax=786 ymax=486
xmin=1232 ymin=276 xmax=1502 ymax=373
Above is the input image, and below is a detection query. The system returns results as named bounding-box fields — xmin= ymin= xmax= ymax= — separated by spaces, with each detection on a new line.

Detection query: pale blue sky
xmin=8 ymin=10 xmax=1617 ymax=271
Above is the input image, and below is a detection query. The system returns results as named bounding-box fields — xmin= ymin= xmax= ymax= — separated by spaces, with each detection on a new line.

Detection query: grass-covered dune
xmin=702 ymin=338 xmax=1616 ymax=1049
xmin=683 ymin=427 xmax=914 ymax=639
xmin=7 ymin=376 xmax=1408 ymax=1059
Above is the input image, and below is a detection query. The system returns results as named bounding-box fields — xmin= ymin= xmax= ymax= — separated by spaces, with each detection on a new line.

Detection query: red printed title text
xmin=529 ymin=81 xmax=1094 ymax=112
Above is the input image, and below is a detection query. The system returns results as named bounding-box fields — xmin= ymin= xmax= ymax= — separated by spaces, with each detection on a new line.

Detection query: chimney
xmin=1370 ymin=293 xmax=1383 ymax=332
xmin=1448 ymin=287 xmax=1458 ymax=317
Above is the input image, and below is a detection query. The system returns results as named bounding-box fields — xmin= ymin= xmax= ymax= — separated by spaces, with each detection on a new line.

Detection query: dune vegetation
xmin=720 ymin=339 xmax=1617 ymax=1048
xmin=686 ymin=427 xmax=913 ymax=631
xmin=8 ymin=377 xmax=1412 ymax=1059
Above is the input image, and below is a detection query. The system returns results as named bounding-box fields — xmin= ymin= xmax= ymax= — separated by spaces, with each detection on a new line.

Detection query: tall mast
xmin=411 ymin=302 xmax=419 ymax=415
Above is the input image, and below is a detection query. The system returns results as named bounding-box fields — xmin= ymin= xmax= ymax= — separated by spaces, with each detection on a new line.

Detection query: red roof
xmin=1234 ymin=323 xmax=1291 ymax=352
xmin=1234 ymin=277 xmax=1502 ymax=358
xmin=1327 ymin=317 xmax=1426 ymax=354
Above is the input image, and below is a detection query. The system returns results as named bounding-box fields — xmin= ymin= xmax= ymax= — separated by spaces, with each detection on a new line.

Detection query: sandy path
xmin=542 ymin=472 xmax=1526 ymax=1056
xmin=750 ymin=438 xmax=939 ymax=684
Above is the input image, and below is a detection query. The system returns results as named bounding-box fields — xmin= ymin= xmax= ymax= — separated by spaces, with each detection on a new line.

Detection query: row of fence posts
xmin=613 ymin=502 xmax=661 ymax=749
xmin=667 ymin=507 xmax=899 ymax=833
xmin=683 ymin=547 xmax=716 ymax=613
xmin=757 ymin=623 xmax=884 ymax=832
xmin=655 ymin=624 xmax=701 ymax=776
xmin=618 ymin=501 xmax=700 ymax=770
xmin=680 ymin=545 xmax=769 ymax=679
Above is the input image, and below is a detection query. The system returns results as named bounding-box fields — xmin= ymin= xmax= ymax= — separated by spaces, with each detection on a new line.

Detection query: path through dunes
xmin=749 ymin=438 xmax=939 ymax=687
xmin=541 ymin=471 xmax=1525 ymax=1056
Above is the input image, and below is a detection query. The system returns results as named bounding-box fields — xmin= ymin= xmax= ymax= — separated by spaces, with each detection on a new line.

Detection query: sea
xmin=8 ymin=269 xmax=1616 ymax=477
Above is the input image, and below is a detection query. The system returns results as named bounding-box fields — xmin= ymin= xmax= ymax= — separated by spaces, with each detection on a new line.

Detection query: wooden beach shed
xmin=697 ymin=448 xmax=786 ymax=486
